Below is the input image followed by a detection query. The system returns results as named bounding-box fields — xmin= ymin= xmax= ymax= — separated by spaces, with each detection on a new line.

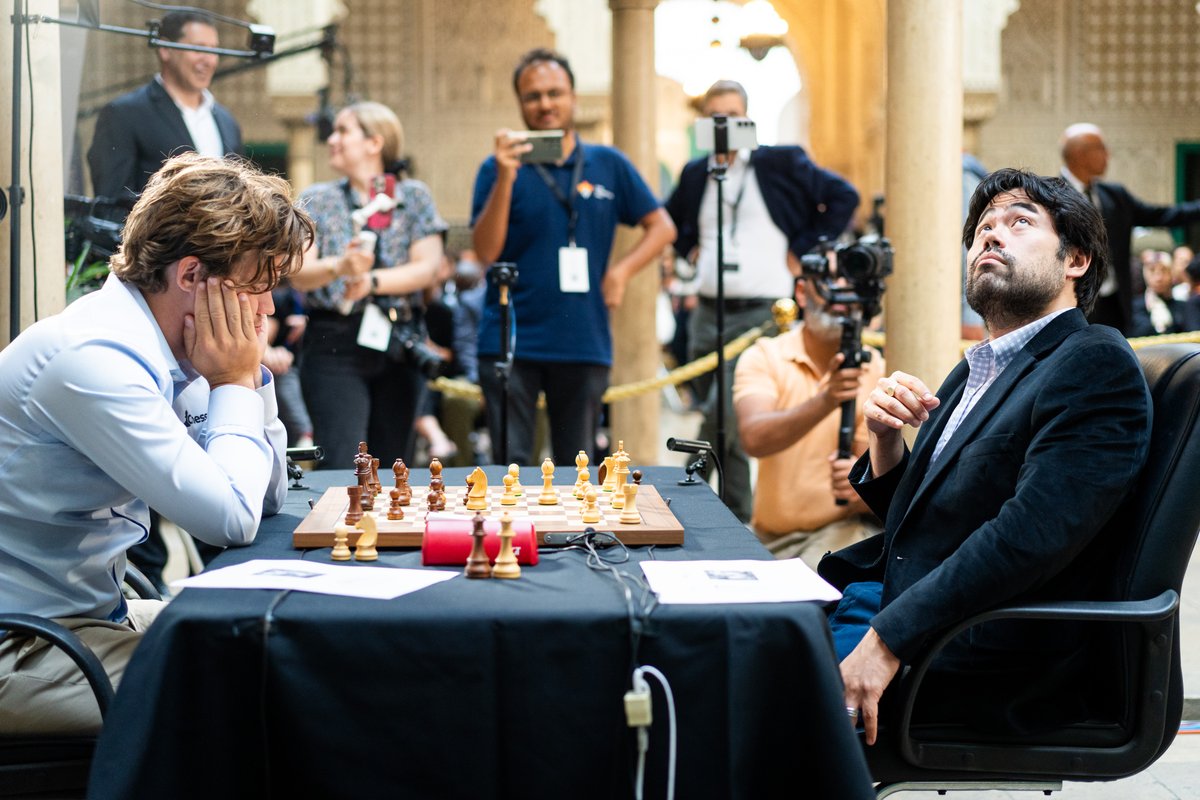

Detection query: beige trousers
xmin=0 ymin=599 xmax=165 ymax=735
xmin=758 ymin=515 xmax=881 ymax=571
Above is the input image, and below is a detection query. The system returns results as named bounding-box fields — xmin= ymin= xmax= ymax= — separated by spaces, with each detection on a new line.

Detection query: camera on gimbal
xmin=799 ymin=234 xmax=893 ymax=326
xmin=800 ymin=234 xmax=895 ymax=505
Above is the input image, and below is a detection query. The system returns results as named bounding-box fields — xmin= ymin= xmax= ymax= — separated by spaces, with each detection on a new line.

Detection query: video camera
xmin=800 ymin=235 xmax=894 ymax=505
xmin=799 ymin=234 xmax=893 ymax=324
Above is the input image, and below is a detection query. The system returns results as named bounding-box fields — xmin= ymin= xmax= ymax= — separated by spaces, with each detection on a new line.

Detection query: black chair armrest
xmin=122 ymin=562 xmax=162 ymax=601
xmin=895 ymin=589 xmax=1179 ymax=765
xmin=0 ymin=614 xmax=115 ymax=719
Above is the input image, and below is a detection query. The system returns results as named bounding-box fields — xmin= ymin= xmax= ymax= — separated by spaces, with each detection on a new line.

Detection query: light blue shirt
xmin=0 ymin=275 xmax=287 ymax=621
xmin=929 ymin=308 xmax=1072 ymax=464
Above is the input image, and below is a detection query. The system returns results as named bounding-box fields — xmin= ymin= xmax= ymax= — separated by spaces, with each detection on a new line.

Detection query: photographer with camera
xmin=665 ymin=80 xmax=859 ymax=522
xmin=734 ymin=248 xmax=886 ymax=569
xmin=290 ymin=102 xmax=447 ymax=469
xmin=471 ymin=48 xmax=675 ymax=466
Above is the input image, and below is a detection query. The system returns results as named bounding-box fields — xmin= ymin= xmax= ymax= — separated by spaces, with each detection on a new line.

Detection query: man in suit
xmin=88 ymin=10 xmax=243 ymax=208
xmin=665 ymin=80 xmax=859 ymax=522
xmin=820 ymin=168 xmax=1152 ymax=745
xmin=1059 ymin=123 xmax=1200 ymax=334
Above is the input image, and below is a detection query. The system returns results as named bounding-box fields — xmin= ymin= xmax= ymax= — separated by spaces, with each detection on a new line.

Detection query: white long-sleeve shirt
xmin=0 ymin=274 xmax=286 ymax=621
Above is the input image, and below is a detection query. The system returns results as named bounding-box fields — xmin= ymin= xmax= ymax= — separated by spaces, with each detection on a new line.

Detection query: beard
xmin=967 ymin=247 xmax=1065 ymax=333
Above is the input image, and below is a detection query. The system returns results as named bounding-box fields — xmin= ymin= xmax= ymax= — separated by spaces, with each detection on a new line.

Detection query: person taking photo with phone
xmin=470 ymin=47 xmax=675 ymax=466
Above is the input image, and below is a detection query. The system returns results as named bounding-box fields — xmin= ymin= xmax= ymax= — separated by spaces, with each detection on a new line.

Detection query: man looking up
xmin=820 ymin=169 xmax=1151 ymax=745
xmin=471 ymin=48 xmax=676 ymax=466
xmin=0 ymin=153 xmax=314 ymax=735
xmin=1059 ymin=123 xmax=1200 ymax=333
xmin=665 ymin=80 xmax=859 ymax=521
xmin=89 ymin=10 xmax=243 ymax=206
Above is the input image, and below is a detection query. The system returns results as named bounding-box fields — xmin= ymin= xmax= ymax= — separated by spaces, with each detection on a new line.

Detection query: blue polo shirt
xmin=471 ymin=141 xmax=660 ymax=366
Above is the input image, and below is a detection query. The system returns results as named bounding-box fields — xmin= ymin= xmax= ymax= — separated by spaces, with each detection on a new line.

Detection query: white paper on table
xmin=641 ymin=559 xmax=842 ymax=605
xmin=169 ymin=559 xmax=457 ymax=600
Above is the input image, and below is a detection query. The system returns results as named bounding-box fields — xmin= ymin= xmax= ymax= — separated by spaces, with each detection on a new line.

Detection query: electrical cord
xmin=627 ymin=664 xmax=677 ymax=800
xmin=25 ymin=12 xmax=38 ymax=320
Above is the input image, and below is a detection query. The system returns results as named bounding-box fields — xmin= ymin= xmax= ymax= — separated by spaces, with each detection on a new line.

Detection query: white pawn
xmin=501 ymin=472 xmax=518 ymax=506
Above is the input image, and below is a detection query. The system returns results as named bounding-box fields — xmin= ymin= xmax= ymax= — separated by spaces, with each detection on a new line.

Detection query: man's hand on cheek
xmin=183 ymin=277 xmax=261 ymax=390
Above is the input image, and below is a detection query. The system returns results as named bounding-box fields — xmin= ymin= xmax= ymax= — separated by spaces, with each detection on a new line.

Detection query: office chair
xmin=868 ymin=342 xmax=1200 ymax=797
xmin=0 ymin=564 xmax=161 ymax=799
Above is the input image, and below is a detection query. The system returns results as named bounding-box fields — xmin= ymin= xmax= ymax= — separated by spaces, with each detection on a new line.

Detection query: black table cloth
xmin=88 ymin=466 xmax=873 ymax=799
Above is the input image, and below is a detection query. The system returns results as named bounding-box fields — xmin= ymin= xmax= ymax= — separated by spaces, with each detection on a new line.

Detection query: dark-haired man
xmin=0 ymin=154 xmax=313 ymax=735
xmin=88 ymin=10 xmax=243 ymax=206
xmin=820 ymin=169 xmax=1152 ymax=744
xmin=471 ymin=48 xmax=676 ymax=465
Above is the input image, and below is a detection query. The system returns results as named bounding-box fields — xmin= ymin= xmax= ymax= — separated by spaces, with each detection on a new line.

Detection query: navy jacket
xmin=88 ymin=80 xmax=243 ymax=206
xmin=665 ymin=145 xmax=859 ymax=263
xmin=820 ymin=310 xmax=1151 ymax=724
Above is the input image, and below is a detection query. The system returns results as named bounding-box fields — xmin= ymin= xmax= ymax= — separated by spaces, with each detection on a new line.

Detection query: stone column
xmin=885 ymin=0 xmax=962 ymax=409
xmin=1 ymin=0 xmax=66 ymax=345
xmin=607 ymin=0 xmax=660 ymax=463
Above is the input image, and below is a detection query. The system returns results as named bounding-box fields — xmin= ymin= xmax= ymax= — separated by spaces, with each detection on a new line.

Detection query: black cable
xmin=24 ymin=16 xmax=36 ymax=320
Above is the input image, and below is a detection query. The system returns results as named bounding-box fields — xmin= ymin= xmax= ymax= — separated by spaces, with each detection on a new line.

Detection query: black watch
xmin=369 ymin=272 xmax=380 ymax=294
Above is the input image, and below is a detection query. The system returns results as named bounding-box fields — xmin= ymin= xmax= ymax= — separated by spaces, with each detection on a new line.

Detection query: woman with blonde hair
xmin=291 ymin=102 xmax=447 ymax=468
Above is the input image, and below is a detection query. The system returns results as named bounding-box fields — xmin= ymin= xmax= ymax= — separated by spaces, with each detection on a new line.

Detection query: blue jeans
xmin=828 ymin=581 xmax=883 ymax=662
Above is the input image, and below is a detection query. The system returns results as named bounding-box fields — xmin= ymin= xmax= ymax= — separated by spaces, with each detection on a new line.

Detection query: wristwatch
xmin=369 ymin=272 xmax=380 ymax=294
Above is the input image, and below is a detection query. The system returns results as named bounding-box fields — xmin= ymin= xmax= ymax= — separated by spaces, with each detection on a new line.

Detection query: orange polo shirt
xmin=732 ymin=326 xmax=884 ymax=538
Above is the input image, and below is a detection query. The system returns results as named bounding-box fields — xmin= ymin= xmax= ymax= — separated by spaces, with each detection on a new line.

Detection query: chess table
xmin=89 ymin=466 xmax=874 ymax=800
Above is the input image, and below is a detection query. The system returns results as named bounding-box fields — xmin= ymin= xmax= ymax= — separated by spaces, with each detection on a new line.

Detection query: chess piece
xmin=619 ymin=482 xmax=641 ymax=525
xmin=428 ymin=458 xmax=446 ymax=512
xmin=394 ymin=458 xmax=412 ymax=505
xmin=611 ymin=454 xmax=630 ymax=510
xmin=573 ymin=450 xmax=588 ymax=497
xmin=501 ymin=472 xmax=518 ymax=506
xmin=508 ymin=464 xmax=523 ymax=496
xmin=600 ymin=455 xmax=616 ymax=493
xmin=581 ymin=486 xmax=602 ymax=524
xmin=466 ymin=466 xmax=489 ymax=511
xmin=370 ymin=457 xmax=382 ymax=497
xmin=354 ymin=513 xmax=379 ymax=561
xmin=388 ymin=487 xmax=405 ymax=520
xmin=492 ymin=511 xmax=521 ymax=579
xmin=464 ymin=513 xmax=492 ymax=578
xmin=575 ymin=466 xmax=591 ymax=500
xmin=345 ymin=486 xmax=364 ymax=525
xmin=538 ymin=457 xmax=557 ymax=505
xmin=331 ymin=522 xmax=352 ymax=561
xmin=354 ymin=442 xmax=373 ymax=506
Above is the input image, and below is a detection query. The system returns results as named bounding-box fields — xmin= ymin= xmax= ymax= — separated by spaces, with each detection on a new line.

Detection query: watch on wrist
xmin=369 ymin=272 xmax=380 ymax=294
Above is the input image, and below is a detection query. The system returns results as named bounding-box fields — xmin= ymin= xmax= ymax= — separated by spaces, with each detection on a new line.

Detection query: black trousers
xmin=478 ymin=358 xmax=608 ymax=466
xmin=301 ymin=314 xmax=427 ymax=470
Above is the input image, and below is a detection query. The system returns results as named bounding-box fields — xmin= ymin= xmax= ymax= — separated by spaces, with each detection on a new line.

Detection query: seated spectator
xmin=734 ymin=276 xmax=884 ymax=569
xmin=1183 ymin=256 xmax=1200 ymax=332
xmin=1130 ymin=250 xmax=1185 ymax=336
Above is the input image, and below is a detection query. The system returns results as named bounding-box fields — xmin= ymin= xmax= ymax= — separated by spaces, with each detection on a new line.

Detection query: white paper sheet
xmin=170 ymin=559 xmax=457 ymax=600
xmin=641 ymin=559 xmax=842 ymax=605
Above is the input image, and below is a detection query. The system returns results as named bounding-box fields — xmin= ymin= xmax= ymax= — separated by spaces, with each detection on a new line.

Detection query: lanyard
xmin=714 ymin=154 xmax=749 ymax=240
xmin=533 ymin=141 xmax=586 ymax=246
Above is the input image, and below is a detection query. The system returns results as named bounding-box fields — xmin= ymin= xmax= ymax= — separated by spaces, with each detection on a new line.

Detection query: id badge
xmin=559 ymin=246 xmax=590 ymax=293
xmin=357 ymin=302 xmax=393 ymax=352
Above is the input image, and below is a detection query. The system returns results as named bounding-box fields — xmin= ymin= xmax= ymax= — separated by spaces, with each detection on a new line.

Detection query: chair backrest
xmin=1108 ymin=343 xmax=1200 ymax=605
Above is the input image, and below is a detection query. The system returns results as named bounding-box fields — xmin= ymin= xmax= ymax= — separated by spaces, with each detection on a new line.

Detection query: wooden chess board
xmin=292 ymin=484 xmax=685 ymax=549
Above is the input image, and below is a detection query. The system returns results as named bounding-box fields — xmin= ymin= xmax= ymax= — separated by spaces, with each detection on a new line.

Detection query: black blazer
xmin=88 ymin=80 xmax=243 ymax=206
xmin=819 ymin=310 xmax=1151 ymax=674
xmin=1093 ymin=181 xmax=1200 ymax=333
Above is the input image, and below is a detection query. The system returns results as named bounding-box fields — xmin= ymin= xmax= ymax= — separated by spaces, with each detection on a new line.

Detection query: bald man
xmin=1059 ymin=123 xmax=1200 ymax=333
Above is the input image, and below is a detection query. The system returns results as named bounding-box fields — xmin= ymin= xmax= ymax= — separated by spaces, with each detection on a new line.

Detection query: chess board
xmin=292 ymin=484 xmax=685 ymax=549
